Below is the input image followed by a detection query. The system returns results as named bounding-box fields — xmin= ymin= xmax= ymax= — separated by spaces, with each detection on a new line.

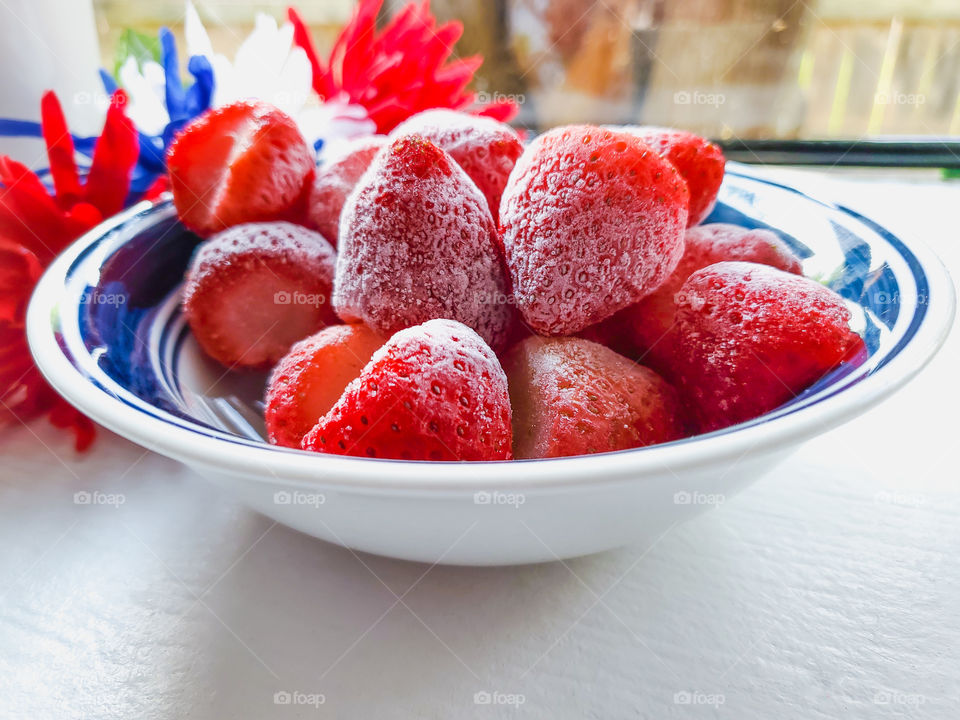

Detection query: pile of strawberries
xmin=169 ymin=101 xmax=865 ymax=462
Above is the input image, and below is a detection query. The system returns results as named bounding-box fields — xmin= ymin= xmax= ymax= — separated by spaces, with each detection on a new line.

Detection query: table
xmin=1 ymin=169 xmax=958 ymax=719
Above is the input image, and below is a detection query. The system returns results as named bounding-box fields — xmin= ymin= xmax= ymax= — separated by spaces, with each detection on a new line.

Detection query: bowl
xmin=27 ymin=164 xmax=955 ymax=565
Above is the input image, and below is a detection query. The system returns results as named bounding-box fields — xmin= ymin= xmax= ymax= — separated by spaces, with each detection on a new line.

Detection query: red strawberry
xmin=616 ymin=126 xmax=725 ymax=227
xmin=585 ymin=223 xmax=802 ymax=375
xmin=674 ymin=261 xmax=866 ymax=432
xmin=303 ymin=135 xmax=388 ymax=247
xmin=265 ymin=323 xmax=385 ymax=448
xmin=334 ymin=134 xmax=513 ymax=349
xmin=183 ymin=222 xmax=338 ymax=369
xmin=499 ymin=125 xmax=688 ymax=336
xmin=390 ymin=109 xmax=524 ymax=218
xmin=505 ymin=336 xmax=686 ymax=458
xmin=302 ymin=319 xmax=512 ymax=461
xmin=168 ymin=100 xmax=315 ymax=237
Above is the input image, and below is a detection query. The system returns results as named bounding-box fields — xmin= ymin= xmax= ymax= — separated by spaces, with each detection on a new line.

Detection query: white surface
xmin=2 ymin=172 xmax=959 ymax=717
xmin=0 ymin=0 xmax=103 ymax=162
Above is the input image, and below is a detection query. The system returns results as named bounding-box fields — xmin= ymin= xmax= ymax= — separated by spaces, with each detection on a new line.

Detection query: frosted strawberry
xmin=499 ymin=125 xmax=688 ymax=336
xmin=390 ymin=109 xmax=524 ymax=217
xmin=586 ymin=223 xmax=802 ymax=375
xmin=168 ymin=100 xmax=315 ymax=237
xmin=302 ymin=319 xmax=512 ymax=461
xmin=265 ymin=324 xmax=385 ymax=448
xmin=674 ymin=262 xmax=866 ymax=432
xmin=334 ymin=134 xmax=513 ymax=349
xmin=183 ymin=222 xmax=338 ymax=369
xmin=303 ymin=135 xmax=388 ymax=247
xmin=617 ymin=126 xmax=725 ymax=227
xmin=505 ymin=336 xmax=686 ymax=458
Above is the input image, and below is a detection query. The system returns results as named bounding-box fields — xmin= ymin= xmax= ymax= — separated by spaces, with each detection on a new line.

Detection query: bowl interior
xmin=46 ymin=165 xmax=930 ymax=457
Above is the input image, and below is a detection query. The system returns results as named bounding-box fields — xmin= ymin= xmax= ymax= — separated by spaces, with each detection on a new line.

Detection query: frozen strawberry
xmin=303 ymin=135 xmax=388 ymax=247
xmin=505 ymin=336 xmax=686 ymax=458
xmin=616 ymin=126 xmax=725 ymax=227
xmin=265 ymin=324 xmax=385 ymax=448
xmin=183 ymin=222 xmax=338 ymax=369
xmin=587 ymin=223 xmax=802 ymax=375
xmin=674 ymin=261 xmax=866 ymax=433
xmin=302 ymin=319 xmax=512 ymax=461
xmin=168 ymin=100 xmax=315 ymax=237
xmin=500 ymin=125 xmax=688 ymax=336
xmin=334 ymin=135 xmax=513 ymax=349
xmin=390 ymin=109 xmax=524 ymax=217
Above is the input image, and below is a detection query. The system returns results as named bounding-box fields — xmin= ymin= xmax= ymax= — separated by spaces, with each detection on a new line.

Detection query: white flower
xmin=116 ymin=56 xmax=168 ymax=137
xmin=184 ymin=2 xmax=375 ymax=152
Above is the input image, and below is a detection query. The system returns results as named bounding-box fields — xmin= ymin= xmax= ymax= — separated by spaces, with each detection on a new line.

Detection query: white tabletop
xmin=1 ymin=169 xmax=958 ymax=719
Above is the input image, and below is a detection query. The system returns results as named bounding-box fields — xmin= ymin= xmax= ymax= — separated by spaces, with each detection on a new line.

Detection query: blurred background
xmin=91 ymin=0 xmax=960 ymax=141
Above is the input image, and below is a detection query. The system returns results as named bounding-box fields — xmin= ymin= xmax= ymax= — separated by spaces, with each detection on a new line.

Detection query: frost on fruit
xmin=305 ymin=135 xmax=388 ymax=247
xmin=390 ymin=109 xmax=524 ymax=217
xmin=334 ymin=135 xmax=513 ymax=349
xmin=499 ymin=125 xmax=689 ymax=336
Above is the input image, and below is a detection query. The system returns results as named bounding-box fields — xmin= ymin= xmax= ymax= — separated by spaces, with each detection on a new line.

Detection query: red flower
xmin=289 ymin=0 xmax=518 ymax=134
xmin=0 ymin=90 xmax=138 ymax=451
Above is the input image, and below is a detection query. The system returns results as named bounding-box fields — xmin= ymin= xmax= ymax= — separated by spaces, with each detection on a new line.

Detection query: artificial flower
xmin=0 ymin=90 xmax=139 ymax=450
xmin=184 ymin=2 xmax=374 ymax=154
xmin=289 ymin=0 xmax=519 ymax=134
xmin=100 ymin=23 xmax=215 ymax=196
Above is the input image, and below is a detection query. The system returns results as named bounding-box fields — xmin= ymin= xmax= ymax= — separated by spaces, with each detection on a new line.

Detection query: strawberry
xmin=168 ymin=100 xmax=315 ymax=237
xmin=304 ymin=135 xmax=388 ymax=247
xmin=499 ymin=125 xmax=688 ymax=336
xmin=585 ymin=223 xmax=802 ymax=376
xmin=265 ymin=323 xmax=385 ymax=448
xmin=301 ymin=319 xmax=512 ymax=461
xmin=615 ymin=126 xmax=725 ymax=227
xmin=674 ymin=261 xmax=866 ymax=433
xmin=505 ymin=336 xmax=686 ymax=458
xmin=390 ymin=109 xmax=524 ymax=218
xmin=334 ymin=134 xmax=513 ymax=349
xmin=183 ymin=222 xmax=338 ymax=369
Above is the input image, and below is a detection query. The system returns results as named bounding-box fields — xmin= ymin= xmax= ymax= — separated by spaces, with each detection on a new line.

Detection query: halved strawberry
xmin=674 ymin=261 xmax=866 ymax=432
xmin=585 ymin=223 xmax=802 ymax=376
xmin=499 ymin=125 xmax=689 ymax=336
xmin=168 ymin=100 xmax=315 ymax=237
xmin=183 ymin=222 xmax=338 ymax=369
xmin=304 ymin=135 xmax=388 ymax=247
xmin=265 ymin=323 xmax=385 ymax=448
xmin=334 ymin=134 xmax=513 ymax=349
xmin=390 ymin=109 xmax=524 ymax=218
xmin=505 ymin=336 xmax=686 ymax=458
xmin=616 ymin=126 xmax=725 ymax=227
xmin=301 ymin=319 xmax=512 ymax=461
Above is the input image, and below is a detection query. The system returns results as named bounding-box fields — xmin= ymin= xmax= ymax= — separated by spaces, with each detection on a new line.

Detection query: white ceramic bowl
xmin=27 ymin=165 xmax=955 ymax=564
